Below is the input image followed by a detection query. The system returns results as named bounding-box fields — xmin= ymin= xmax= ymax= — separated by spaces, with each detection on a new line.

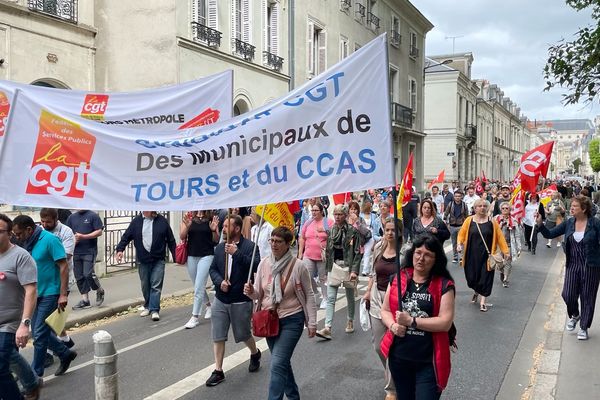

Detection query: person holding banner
xmin=180 ymin=210 xmax=220 ymax=329
xmin=545 ymin=192 xmax=566 ymax=248
xmin=298 ymin=202 xmax=333 ymax=309
xmin=359 ymin=199 xmax=382 ymax=276
xmin=243 ymin=226 xmax=317 ymax=400
xmin=316 ymin=205 xmax=363 ymax=340
xmin=537 ymin=195 xmax=600 ymax=341
xmin=206 ymin=215 xmax=261 ymax=387
xmin=379 ymin=234 xmax=456 ymax=399
xmin=523 ymin=194 xmax=545 ymax=255
xmin=457 ymin=199 xmax=509 ymax=312
xmin=363 ymin=217 xmax=400 ymax=400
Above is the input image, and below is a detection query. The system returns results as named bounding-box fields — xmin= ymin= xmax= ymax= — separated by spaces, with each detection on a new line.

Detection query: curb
xmin=65 ymin=288 xmax=194 ymax=329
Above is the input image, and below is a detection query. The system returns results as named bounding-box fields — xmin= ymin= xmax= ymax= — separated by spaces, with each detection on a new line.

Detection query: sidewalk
xmin=65 ymin=263 xmax=193 ymax=329
xmin=504 ymin=249 xmax=600 ymax=400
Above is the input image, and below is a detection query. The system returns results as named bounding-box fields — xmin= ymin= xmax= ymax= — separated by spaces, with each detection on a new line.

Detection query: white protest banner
xmin=0 ymin=70 xmax=232 ymax=138
xmin=0 ymin=35 xmax=393 ymax=210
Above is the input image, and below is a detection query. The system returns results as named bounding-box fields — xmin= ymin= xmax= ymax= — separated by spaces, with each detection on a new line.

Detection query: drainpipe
xmin=288 ymin=0 xmax=295 ymax=91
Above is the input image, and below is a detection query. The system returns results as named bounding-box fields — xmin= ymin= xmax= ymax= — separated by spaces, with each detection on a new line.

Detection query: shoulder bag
xmin=474 ymin=219 xmax=504 ymax=272
xmin=252 ymin=258 xmax=295 ymax=338
xmin=175 ymin=239 xmax=188 ymax=265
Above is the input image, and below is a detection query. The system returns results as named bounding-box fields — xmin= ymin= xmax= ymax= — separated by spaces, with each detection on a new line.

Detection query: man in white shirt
xmin=463 ymin=186 xmax=480 ymax=214
xmin=250 ymin=208 xmax=274 ymax=260
xmin=431 ymin=185 xmax=445 ymax=217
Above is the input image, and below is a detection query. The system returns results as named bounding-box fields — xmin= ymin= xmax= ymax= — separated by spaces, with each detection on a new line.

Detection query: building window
xmin=192 ymin=0 xmax=220 ymax=47
xmin=409 ymin=31 xmax=418 ymax=59
xmin=389 ymin=66 xmax=398 ymax=102
xmin=390 ymin=15 xmax=401 ymax=47
xmin=232 ymin=0 xmax=254 ymax=60
xmin=339 ymin=35 xmax=349 ymax=60
xmin=28 ymin=0 xmax=78 ymax=23
xmin=408 ymin=76 xmax=417 ymax=120
xmin=263 ymin=1 xmax=283 ymax=70
xmin=307 ymin=20 xmax=326 ymax=77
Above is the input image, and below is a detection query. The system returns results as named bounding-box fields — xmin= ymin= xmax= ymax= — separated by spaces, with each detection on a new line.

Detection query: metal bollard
xmin=93 ymin=330 xmax=119 ymax=400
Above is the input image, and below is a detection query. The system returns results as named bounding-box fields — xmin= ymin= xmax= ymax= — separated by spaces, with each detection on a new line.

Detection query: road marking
xmin=43 ymin=325 xmax=186 ymax=383
xmin=144 ymin=283 xmax=365 ymax=400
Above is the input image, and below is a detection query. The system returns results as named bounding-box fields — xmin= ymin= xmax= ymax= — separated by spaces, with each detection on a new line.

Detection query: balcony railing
xmin=409 ymin=45 xmax=419 ymax=58
xmin=355 ymin=3 xmax=365 ymax=18
xmin=390 ymin=30 xmax=401 ymax=46
xmin=367 ymin=12 xmax=380 ymax=29
xmin=465 ymin=124 xmax=477 ymax=141
xmin=233 ymin=38 xmax=256 ymax=61
xmin=391 ymin=103 xmax=413 ymax=128
xmin=263 ymin=51 xmax=284 ymax=71
xmin=28 ymin=0 xmax=77 ymax=23
xmin=191 ymin=22 xmax=222 ymax=48
xmin=340 ymin=0 xmax=351 ymax=9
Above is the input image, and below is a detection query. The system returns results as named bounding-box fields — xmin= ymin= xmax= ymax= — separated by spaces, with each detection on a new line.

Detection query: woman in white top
xmin=522 ymin=193 xmax=545 ymax=255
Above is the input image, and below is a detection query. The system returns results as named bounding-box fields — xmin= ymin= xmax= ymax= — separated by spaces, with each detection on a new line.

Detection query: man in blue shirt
xmin=66 ymin=210 xmax=105 ymax=310
xmin=12 ymin=215 xmax=77 ymax=378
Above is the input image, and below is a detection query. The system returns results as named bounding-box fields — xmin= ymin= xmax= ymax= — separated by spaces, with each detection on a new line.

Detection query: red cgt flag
xmin=397 ymin=152 xmax=414 ymax=210
xmin=332 ymin=192 xmax=352 ymax=205
xmin=427 ymin=169 xmax=445 ymax=190
xmin=516 ymin=142 xmax=555 ymax=193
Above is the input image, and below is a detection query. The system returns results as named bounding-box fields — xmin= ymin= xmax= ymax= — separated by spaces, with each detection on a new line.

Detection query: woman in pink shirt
xmin=297 ymin=202 xmax=333 ymax=309
xmin=244 ymin=227 xmax=317 ymax=400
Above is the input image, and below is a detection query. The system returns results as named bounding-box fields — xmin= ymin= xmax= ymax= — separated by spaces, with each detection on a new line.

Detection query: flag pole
xmin=248 ymin=205 xmax=267 ymax=284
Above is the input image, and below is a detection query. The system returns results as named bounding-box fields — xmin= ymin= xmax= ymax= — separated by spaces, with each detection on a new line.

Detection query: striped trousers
xmin=562 ymin=263 xmax=600 ymax=329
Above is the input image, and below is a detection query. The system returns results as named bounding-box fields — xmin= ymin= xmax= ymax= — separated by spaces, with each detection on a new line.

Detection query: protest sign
xmin=0 ymin=35 xmax=393 ymax=210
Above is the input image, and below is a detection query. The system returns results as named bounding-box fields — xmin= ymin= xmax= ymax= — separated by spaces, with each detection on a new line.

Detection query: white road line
xmin=144 ymin=283 xmax=366 ymax=400
xmin=43 ymin=325 xmax=185 ymax=383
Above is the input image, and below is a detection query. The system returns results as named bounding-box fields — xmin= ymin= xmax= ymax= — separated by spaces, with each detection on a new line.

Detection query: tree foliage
xmin=589 ymin=138 xmax=600 ymax=172
xmin=544 ymin=0 xmax=600 ymax=105
xmin=573 ymin=157 xmax=583 ymax=173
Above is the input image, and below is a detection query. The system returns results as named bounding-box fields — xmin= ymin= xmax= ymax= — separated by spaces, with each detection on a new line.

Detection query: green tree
xmin=544 ymin=0 xmax=600 ymax=105
xmin=573 ymin=157 xmax=583 ymax=173
xmin=589 ymin=138 xmax=600 ymax=172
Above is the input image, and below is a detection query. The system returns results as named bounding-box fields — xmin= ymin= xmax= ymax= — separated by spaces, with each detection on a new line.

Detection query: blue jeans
xmin=388 ymin=356 xmax=440 ymax=400
xmin=10 ymin=349 xmax=38 ymax=393
xmin=32 ymin=295 xmax=71 ymax=377
xmin=186 ymin=255 xmax=213 ymax=316
xmin=324 ymin=285 xmax=355 ymax=328
xmin=265 ymin=311 xmax=305 ymax=400
xmin=138 ymin=260 xmax=165 ymax=312
xmin=0 ymin=332 xmax=22 ymax=400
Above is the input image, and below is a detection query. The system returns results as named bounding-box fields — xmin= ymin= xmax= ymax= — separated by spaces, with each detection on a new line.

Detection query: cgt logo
xmin=81 ymin=94 xmax=109 ymax=120
xmin=27 ymin=110 xmax=96 ymax=198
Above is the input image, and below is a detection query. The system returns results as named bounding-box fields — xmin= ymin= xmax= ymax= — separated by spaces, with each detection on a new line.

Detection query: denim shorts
xmin=211 ymin=298 xmax=253 ymax=343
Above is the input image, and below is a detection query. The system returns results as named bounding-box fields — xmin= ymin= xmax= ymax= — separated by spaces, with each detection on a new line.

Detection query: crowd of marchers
xmin=2 ymin=175 xmax=600 ymax=400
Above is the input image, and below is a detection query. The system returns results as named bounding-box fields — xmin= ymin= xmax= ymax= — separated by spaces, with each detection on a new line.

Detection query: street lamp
xmin=424 ymin=58 xmax=453 ymax=71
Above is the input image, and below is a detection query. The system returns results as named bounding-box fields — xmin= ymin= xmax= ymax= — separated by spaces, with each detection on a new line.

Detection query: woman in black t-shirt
xmin=380 ymin=234 xmax=456 ymax=399
xmin=180 ymin=210 xmax=219 ymax=329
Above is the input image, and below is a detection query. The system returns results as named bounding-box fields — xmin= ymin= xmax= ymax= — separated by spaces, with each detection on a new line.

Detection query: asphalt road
xmin=22 ymin=244 xmax=560 ymax=400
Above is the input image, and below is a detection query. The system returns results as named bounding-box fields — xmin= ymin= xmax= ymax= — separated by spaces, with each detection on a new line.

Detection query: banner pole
xmin=224 ymin=209 xmax=231 ymax=282
xmin=248 ymin=205 xmax=267 ymax=284
xmin=381 ymin=33 xmax=402 ymax=309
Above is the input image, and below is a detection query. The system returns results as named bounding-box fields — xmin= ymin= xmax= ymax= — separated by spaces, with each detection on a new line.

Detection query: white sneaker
xmin=184 ymin=316 xmax=200 ymax=329
xmin=204 ymin=305 xmax=212 ymax=319
xmin=151 ymin=312 xmax=160 ymax=321
xmin=140 ymin=309 xmax=150 ymax=317
xmin=320 ymin=299 xmax=327 ymax=309
xmin=137 ymin=305 xmax=146 ymax=311
xmin=577 ymin=329 xmax=588 ymax=340
xmin=557 ymin=243 xmax=562 ymax=248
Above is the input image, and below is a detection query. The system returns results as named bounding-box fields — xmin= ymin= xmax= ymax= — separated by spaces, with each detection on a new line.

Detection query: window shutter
xmin=231 ymin=1 xmax=238 ymax=41
xmin=318 ymin=30 xmax=327 ymax=74
xmin=262 ymin=0 xmax=268 ymax=53
xmin=270 ymin=3 xmax=279 ymax=55
xmin=208 ymin=0 xmax=218 ymax=29
xmin=243 ymin=0 xmax=251 ymax=43
xmin=307 ymin=21 xmax=315 ymax=75
xmin=192 ymin=0 xmax=198 ymax=23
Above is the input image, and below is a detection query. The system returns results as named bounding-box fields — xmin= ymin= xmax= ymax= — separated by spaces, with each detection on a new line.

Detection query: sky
xmin=411 ymin=0 xmax=598 ymax=122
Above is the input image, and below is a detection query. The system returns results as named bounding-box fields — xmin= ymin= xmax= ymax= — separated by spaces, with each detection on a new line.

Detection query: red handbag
xmin=251 ymin=259 xmax=295 ymax=337
xmin=175 ymin=240 xmax=188 ymax=265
